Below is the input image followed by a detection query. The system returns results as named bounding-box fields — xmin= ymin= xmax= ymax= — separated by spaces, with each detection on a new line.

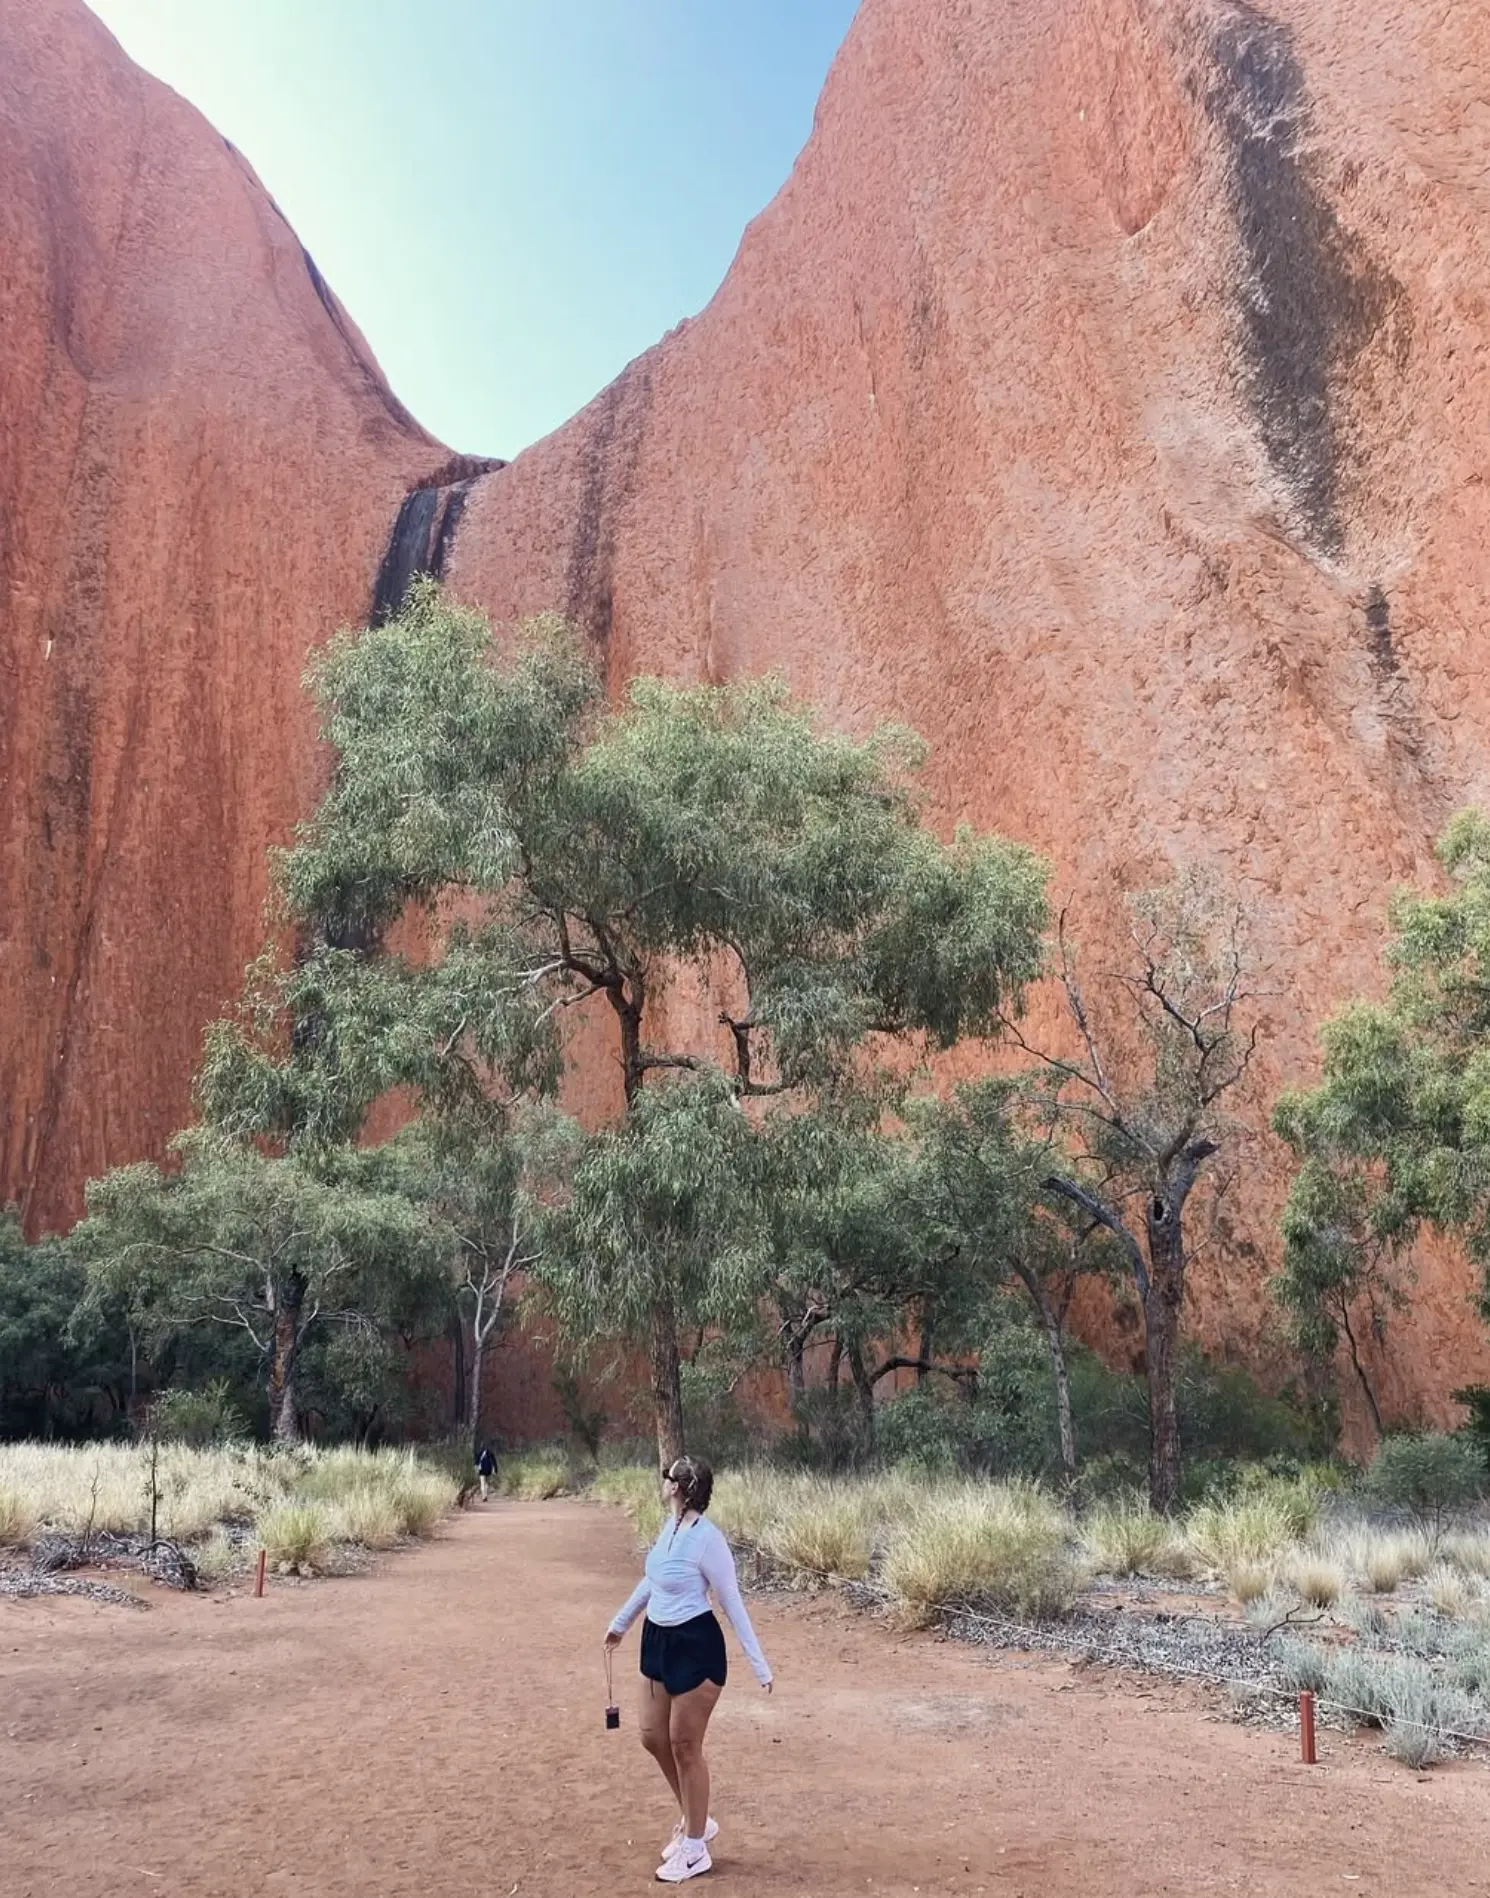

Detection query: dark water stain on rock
xmin=1203 ymin=3 xmax=1404 ymax=557
xmin=1365 ymin=582 xmax=1397 ymax=675
xmin=369 ymin=458 xmax=504 ymax=624
xmin=564 ymin=356 xmax=655 ymax=648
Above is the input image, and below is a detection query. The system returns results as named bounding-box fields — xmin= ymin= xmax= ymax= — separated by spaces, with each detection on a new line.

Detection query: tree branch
xmin=1042 ymin=1174 xmax=1149 ymax=1303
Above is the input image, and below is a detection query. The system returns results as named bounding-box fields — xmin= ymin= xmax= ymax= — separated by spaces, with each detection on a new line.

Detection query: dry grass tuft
xmin=1082 ymin=1497 xmax=1194 ymax=1578
xmin=256 ymin=1503 xmax=330 ymax=1575
xmin=1425 ymin=1563 xmax=1479 ymax=1623
xmin=1184 ymin=1493 xmax=1299 ymax=1573
xmin=1284 ymin=1554 xmax=1344 ymax=1608
xmin=589 ymin=1466 xmax=666 ymax=1542
xmin=761 ymin=1481 xmax=871 ymax=1580
xmin=1225 ymin=1560 xmax=1276 ymax=1605
xmin=0 ymin=1485 xmax=39 ymax=1548
xmin=880 ymin=1483 xmax=1084 ymax=1625
xmin=498 ymin=1452 xmax=571 ymax=1501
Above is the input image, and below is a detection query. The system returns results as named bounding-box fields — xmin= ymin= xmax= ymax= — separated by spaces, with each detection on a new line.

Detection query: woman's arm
xmin=607 ymin=1574 xmax=652 ymax=1637
xmin=699 ymin=1527 xmax=772 ymax=1685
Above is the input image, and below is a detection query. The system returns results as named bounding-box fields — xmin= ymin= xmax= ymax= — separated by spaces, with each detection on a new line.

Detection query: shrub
xmin=679 ymin=1360 xmax=756 ymax=1469
xmin=1365 ymin=1433 xmax=1485 ymax=1542
xmin=1068 ymin=1451 xmax=1149 ymax=1508
xmin=1381 ymin=1672 xmax=1456 ymax=1768
xmin=1452 ymin=1643 xmax=1490 ymax=1696
xmin=1274 ymin=1637 xmax=1330 ymax=1695
xmin=1243 ymin=1588 xmax=1297 ymax=1630
xmin=192 ymin=1527 xmax=245 ymax=1580
xmin=1321 ymin=1647 xmax=1398 ymax=1726
xmin=1451 ymin=1384 xmax=1490 ymax=1471
xmin=149 ymin=1380 xmax=248 ymax=1449
xmin=1442 ymin=1532 xmax=1490 ymax=1579
xmin=776 ymin=1388 xmax=873 ymax=1474
xmin=1341 ymin=1596 xmax=1390 ymax=1642
xmin=1081 ymin=1497 xmax=1193 ymax=1578
xmin=876 ymin=1368 xmax=1052 ymax=1483
xmin=257 ymin=1503 xmax=329 ymax=1574
xmin=880 ymin=1483 xmax=1083 ymax=1624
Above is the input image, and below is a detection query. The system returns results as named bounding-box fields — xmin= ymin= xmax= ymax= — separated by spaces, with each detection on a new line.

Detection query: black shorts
xmin=640 ymin=1611 xmax=727 ymax=1696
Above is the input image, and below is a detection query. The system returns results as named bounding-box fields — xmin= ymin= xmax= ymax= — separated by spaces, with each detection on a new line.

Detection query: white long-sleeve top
xmin=609 ymin=1513 xmax=772 ymax=1686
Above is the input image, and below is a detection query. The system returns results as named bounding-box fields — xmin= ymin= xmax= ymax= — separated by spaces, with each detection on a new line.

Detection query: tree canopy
xmin=198 ymin=582 xmax=1050 ymax=1458
xmin=1275 ymin=810 xmax=1490 ymax=1428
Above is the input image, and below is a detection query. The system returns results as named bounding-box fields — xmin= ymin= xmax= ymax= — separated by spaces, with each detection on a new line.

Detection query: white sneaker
xmin=656 ymin=1845 xmax=712 ymax=1882
xmin=663 ymin=1818 xmax=718 ymax=1860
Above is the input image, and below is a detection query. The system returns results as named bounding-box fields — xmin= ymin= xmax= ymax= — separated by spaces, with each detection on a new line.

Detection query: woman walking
xmin=604 ymin=1456 xmax=773 ymax=1882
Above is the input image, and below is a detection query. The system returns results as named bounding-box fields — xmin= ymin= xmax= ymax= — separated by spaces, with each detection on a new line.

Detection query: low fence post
xmin=253 ymin=1548 xmax=267 ymax=1599
xmin=1299 ymin=1690 xmax=1317 ymax=1764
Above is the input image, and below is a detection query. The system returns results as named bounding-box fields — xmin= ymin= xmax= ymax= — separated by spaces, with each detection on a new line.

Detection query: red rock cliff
xmin=8 ymin=0 xmax=1490 ymax=1431
xmin=442 ymin=0 xmax=1490 ymax=1431
xmin=0 ymin=0 xmax=459 ymax=1231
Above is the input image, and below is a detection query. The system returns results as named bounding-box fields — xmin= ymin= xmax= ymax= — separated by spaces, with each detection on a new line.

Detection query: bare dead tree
xmin=459 ymin=1217 xmax=535 ymax=1452
xmin=1002 ymin=873 xmax=1264 ymax=1513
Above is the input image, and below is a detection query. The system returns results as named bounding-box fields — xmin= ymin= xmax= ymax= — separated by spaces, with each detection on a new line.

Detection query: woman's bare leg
xmin=668 ymin=1679 xmax=723 ymax=1840
xmin=638 ymin=1675 xmax=683 ymax=1807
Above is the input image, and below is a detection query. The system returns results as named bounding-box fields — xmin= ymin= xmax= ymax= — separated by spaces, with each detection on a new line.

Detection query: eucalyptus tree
xmin=1275 ymin=810 xmax=1490 ymax=1428
xmin=910 ymin=1079 xmax=1120 ymax=1483
xmin=201 ymin=581 xmax=1048 ymax=1461
xmin=73 ymin=1131 xmax=449 ymax=1443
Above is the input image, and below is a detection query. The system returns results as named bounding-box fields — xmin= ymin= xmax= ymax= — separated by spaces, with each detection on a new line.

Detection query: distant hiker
xmin=475 ymin=1443 xmax=496 ymax=1502
xmin=604 ymin=1455 xmax=773 ymax=1882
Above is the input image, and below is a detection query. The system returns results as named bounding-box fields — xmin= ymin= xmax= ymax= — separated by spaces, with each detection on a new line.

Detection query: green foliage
xmin=149 ymin=1380 xmax=248 ymax=1449
xmin=0 ymin=1210 xmax=135 ymax=1440
xmin=679 ymin=1358 xmax=756 ymax=1469
xmin=1451 ymin=1383 xmax=1490 ymax=1468
xmin=300 ymin=1326 xmax=411 ymax=1445
xmin=533 ymin=1074 xmax=764 ymax=1347
xmin=878 ymin=1313 xmax=1059 ymax=1478
xmin=73 ymin=1131 xmax=450 ymax=1441
xmin=194 ymin=586 xmax=1047 ymax=1454
xmin=1276 ymin=810 xmax=1490 ymax=1397
xmin=1364 ymin=1432 xmax=1485 ymax=1536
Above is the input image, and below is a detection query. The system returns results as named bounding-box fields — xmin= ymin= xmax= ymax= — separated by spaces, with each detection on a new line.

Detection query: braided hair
xmin=665 ymin=1454 xmax=714 ymax=1515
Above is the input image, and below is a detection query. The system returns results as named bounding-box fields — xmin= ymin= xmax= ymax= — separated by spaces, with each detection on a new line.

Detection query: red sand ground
xmin=4 ymin=1502 xmax=1489 ymax=1896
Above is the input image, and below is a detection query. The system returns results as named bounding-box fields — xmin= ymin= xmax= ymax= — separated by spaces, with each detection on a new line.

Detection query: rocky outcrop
xmin=8 ymin=0 xmax=1490 ymax=1429
xmin=440 ymin=0 xmax=1490 ymax=1430
xmin=0 ymin=0 xmax=466 ymax=1230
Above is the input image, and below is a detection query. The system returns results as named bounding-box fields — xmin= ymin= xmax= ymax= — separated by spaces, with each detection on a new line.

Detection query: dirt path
xmin=4 ymin=1501 xmax=1489 ymax=1896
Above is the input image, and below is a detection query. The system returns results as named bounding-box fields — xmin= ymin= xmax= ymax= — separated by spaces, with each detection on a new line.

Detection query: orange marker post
xmin=254 ymin=1548 xmax=267 ymax=1598
xmin=1299 ymin=1690 xmax=1317 ymax=1764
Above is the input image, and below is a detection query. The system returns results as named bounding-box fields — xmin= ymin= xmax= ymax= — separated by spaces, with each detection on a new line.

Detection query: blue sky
xmin=87 ymin=1 xmax=860 ymax=458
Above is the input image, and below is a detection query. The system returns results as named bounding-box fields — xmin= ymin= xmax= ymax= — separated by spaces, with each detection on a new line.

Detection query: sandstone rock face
xmin=9 ymin=0 xmax=1490 ymax=1433
xmin=0 ymin=0 xmax=454 ymax=1230
xmin=444 ymin=0 xmax=1490 ymax=1433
